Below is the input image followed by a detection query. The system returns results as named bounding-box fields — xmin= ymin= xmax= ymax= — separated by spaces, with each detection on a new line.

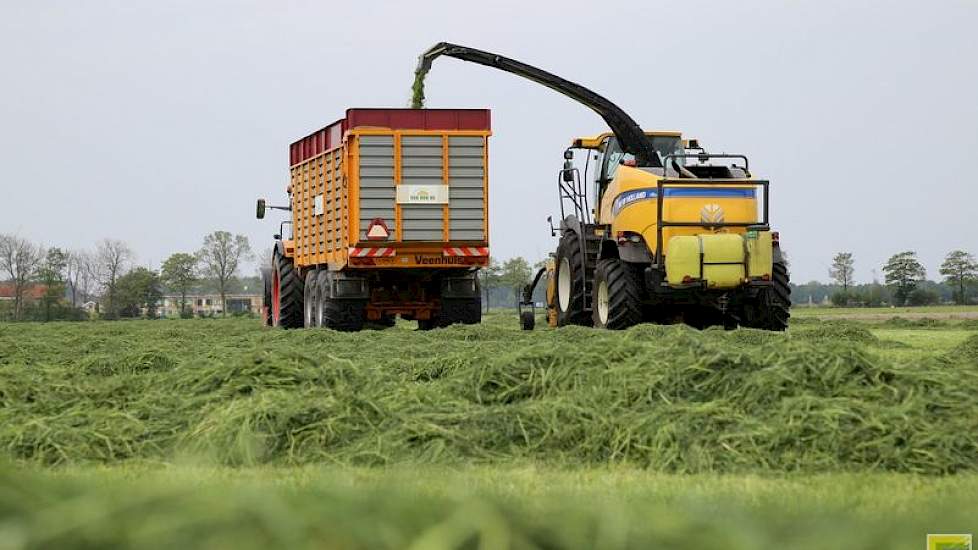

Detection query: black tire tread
xmin=303 ymin=270 xmax=319 ymax=328
xmin=274 ymin=251 xmax=304 ymax=329
xmin=556 ymin=231 xmax=592 ymax=326
xmin=743 ymin=261 xmax=791 ymax=331
xmin=261 ymin=266 xmax=273 ymax=327
xmin=593 ymin=259 xmax=644 ymax=330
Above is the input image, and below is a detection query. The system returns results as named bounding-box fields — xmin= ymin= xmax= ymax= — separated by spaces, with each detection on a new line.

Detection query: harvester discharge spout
xmin=413 ymin=42 xmax=662 ymax=168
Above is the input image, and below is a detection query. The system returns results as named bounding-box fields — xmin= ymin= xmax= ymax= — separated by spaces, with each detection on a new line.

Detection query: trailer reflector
xmin=366 ymin=218 xmax=390 ymax=240
xmin=349 ymin=247 xmax=396 ymax=258
xmin=443 ymin=247 xmax=489 ymax=257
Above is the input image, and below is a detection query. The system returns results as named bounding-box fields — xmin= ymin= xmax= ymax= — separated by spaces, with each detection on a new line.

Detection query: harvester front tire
xmin=272 ymin=251 xmax=304 ymax=329
xmin=555 ymin=231 xmax=592 ymax=327
xmin=592 ymin=259 xmax=644 ymax=330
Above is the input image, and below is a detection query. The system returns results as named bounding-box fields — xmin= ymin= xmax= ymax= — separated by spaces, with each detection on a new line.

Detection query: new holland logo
xmin=700 ymin=203 xmax=725 ymax=225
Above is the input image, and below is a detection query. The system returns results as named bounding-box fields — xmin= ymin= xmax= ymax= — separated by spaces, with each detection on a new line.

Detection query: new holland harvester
xmin=416 ymin=43 xmax=790 ymax=331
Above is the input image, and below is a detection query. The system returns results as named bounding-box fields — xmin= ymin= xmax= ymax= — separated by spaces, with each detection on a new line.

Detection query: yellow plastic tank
xmin=665 ymin=234 xmax=746 ymax=289
xmin=745 ymin=230 xmax=773 ymax=280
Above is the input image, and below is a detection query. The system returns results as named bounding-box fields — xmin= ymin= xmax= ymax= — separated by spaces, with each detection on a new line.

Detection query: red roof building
xmin=0 ymin=283 xmax=48 ymax=300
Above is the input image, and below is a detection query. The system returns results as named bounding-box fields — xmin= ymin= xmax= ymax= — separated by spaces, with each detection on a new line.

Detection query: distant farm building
xmin=159 ymin=293 xmax=262 ymax=317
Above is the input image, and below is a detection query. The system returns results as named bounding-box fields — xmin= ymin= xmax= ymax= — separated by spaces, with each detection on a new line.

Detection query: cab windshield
xmin=600 ymin=136 xmax=683 ymax=183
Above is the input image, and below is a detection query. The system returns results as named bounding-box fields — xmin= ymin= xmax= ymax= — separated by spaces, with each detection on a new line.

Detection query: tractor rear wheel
xmin=743 ymin=261 xmax=791 ymax=331
xmin=591 ymin=259 xmax=644 ymax=330
xmin=303 ymin=270 xmax=319 ymax=328
xmin=272 ymin=250 xmax=304 ymax=329
xmin=555 ymin=231 xmax=592 ymax=326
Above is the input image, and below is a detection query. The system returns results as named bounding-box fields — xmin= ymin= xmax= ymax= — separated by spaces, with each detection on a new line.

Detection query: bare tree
xmin=79 ymin=251 xmax=100 ymax=305
xmin=94 ymin=239 xmax=134 ymax=318
xmin=197 ymin=231 xmax=252 ymax=315
xmin=65 ymin=250 xmax=92 ymax=306
xmin=0 ymin=233 xmax=44 ymax=320
xmin=255 ymin=246 xmax=274 ymax=277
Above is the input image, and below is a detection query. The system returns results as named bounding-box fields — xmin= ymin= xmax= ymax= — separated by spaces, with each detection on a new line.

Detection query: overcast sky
xmin=2 ymin=1 xmax=976 ymax=283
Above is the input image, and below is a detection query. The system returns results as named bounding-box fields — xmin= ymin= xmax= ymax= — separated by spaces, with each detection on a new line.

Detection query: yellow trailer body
xmin=288 ymin=109 xmax=491 ymax=271
xmin=262 ymin=109 xmax=492 ymax=331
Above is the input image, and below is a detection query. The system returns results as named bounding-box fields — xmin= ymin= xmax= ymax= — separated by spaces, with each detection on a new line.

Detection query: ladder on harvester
xmin=558 ymin=161 xmax=603 ymax=313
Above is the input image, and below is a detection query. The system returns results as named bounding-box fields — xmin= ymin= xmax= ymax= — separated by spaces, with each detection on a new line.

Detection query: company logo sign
xmin=700 ymin=203 xmax=725 ymax=225
xmin=397 ymin=184 xmax=448 ymax=204
xmin=611 ymin=189 xmax=658 ymax=215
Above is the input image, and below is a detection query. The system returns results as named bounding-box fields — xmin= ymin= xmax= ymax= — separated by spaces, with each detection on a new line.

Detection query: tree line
xmin=817 ymin=249 xmax=978 ymax=307
xmin=0 ymin=231 xmax=252 ymax=321
xmin=6 ymin=232 xmax=973 ymax=321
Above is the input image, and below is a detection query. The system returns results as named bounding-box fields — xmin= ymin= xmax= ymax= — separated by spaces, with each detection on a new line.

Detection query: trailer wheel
xmin=419 ymin=293 xmax=482 ymax=331
xmin=366 ymin=314 xmax=397 ymax=330
xmin=438 ymin=294 xmax=482 ymax=327
xmin=742 ymin=261 xmax=791 ymax=331
xmin=272 ymin=250 xmax=304 ymax=329
xmin=316 ymin=280 xmax=365 ymax=332
xmin=261 ymin=267 xmax=273 ymax=326
xmin=555 ymin=231 xmax=592 ymax=326
xmin=592 ymin=259 xmax=644 ymax=330
xmin=303 ymin=270 xmax=319 ymax=328
xmin=314 ymin=271 xmax=329 ymax=327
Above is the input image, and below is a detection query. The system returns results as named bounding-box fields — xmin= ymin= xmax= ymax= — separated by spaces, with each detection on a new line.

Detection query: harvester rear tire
xmin=272 ymin=250 xmax=304 ymax=329
xmin=743 ymin=261 xmax=791 ymax=331
xmin=555 ymin=231 xmax=592 ymax=327
xmin=303 ymin=270 xmax=319 ymax=328
xmin=591 ymin=259 xmax=644 ymax=330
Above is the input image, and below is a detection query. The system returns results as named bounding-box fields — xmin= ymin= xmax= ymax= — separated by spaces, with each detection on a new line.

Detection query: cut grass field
xmin=4 ymin=465 xmax=976 ymax=550
xmin=792 ymin=304 xmax=978 ymax=319
xmin=1 ymin=312 xmax=976 ymax=548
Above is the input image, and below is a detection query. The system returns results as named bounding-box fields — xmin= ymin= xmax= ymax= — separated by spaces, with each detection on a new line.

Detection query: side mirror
xmin=562 ymin=160 xmax=574 ymax=182
xmin=256 ymin=198 xmax=266 ymax=219
xmin=563 ymin=149 xmax=574 ymax=160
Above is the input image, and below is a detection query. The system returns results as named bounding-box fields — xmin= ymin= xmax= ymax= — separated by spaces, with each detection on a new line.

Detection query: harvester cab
xmin=416 ymin=41 xmax=790 ymax=331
